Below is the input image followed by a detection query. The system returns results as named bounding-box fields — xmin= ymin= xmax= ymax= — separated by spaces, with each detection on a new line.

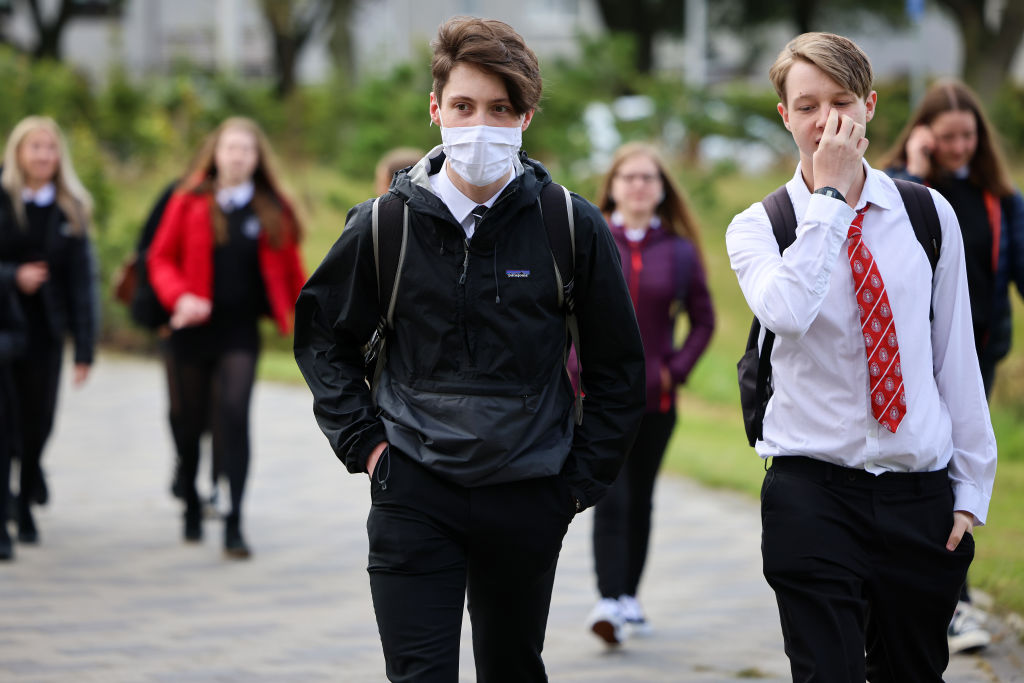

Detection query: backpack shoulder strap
xmin=366 ymin=193 xmax=408 ymax=388
xmin=372 ymin=193 xmax=409 ymax=329
xmin=539 ymin=181 xmax=575 ymax=309
xmin=742 ymin=185 xmax=796 ymax=446
xmin=893 ymin=178 xmax=941 ymax=273
xmin=762 ymin=185 xmax=798 ymax=252
xmin=538 ymin=181 xmax=583 ymax=425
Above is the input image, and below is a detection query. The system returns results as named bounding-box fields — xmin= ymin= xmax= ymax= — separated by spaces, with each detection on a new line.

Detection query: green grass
xmin=102 ymin=159 xmax=1024 ymax=618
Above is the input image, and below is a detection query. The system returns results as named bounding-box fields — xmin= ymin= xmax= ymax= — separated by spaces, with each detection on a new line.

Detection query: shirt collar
xmin=790 ymin=158 xmax=897 ymax=212
xmin=216 ymin=181 xmax=254 ymax=211
xmin=429 ymin=158 xmax=517 ymax=226
xmin=22 ymin=182 xmax=56 ymax=207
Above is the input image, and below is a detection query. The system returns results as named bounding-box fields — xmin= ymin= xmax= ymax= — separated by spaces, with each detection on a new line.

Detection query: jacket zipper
xmin=459 ymin=238 xmax=473 ymax=363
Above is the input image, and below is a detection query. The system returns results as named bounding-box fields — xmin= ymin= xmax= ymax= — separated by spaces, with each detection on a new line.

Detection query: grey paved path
xmin=1 ymin=355 xmax=1022 ymax=682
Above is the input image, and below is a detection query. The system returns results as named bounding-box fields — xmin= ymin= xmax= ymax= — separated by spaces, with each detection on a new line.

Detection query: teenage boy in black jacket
xmin=295 ymin=16 xmax=645 ymax=683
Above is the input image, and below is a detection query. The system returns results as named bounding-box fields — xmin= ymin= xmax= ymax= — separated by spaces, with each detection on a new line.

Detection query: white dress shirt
xmin=726 ymin=160 xmax=996 ymax=524
xmin=427 ymin=145 xmax=519 ymax=239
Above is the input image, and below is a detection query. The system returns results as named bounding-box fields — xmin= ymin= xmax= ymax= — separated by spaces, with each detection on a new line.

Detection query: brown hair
xmin=178 ymin=117 xmax=302 ymax=247
xmin=1 ymin=115 xmax=93 ymax=234
xmin=374 ymin=147 xmax=423 ymax=195
xmin=430 ymin=16 xmax=542 ymax=115
xmin=769 ymin=32 xmax=874 ymax=105
xmin=879 ymin=79 xmax=1015 ymax=197
xmin=597 ymin=142 xmax=704 ymax=259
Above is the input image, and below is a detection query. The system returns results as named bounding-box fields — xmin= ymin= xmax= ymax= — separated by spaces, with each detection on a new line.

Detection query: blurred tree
xmin=257 ymin=0 xmax=359 ymax=97
xmin=933 ymin=0 xmax=1024 ymax=102
xmin=714 ymin=0 xmax=904 ymax=35
xmin=18 ymin=0 xmax=123 ymax=60
xmin=593 ymin=0 xmax=683 ymax=73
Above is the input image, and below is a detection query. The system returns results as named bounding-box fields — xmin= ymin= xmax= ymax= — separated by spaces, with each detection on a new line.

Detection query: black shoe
xmin=183 ymin=504 xmax=202 ymax=543
xmin=17 ymin=504 xmax=38 ymax=544
xmin=224 ymin=517 xmax=250 ymax=559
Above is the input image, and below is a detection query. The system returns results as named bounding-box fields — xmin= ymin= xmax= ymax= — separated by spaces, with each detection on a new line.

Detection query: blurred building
xmin=0 ymin=0 xmax=601 ymax=85
xmin=0 ymin=0 xmax=1020 ymax=87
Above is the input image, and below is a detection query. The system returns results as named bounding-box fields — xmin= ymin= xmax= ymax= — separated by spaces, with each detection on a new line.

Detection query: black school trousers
xmin=761 ymin=456 xmax=973 ymax=683
xmin=367 ymin=446 xmax=575 ymax=683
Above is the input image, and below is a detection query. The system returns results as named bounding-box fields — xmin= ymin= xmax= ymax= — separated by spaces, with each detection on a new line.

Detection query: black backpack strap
xmin=538 ymin=182 xmax=583 ymax=425
xmin=762 ymin=185 xmax=798 ymax=250
xmin=741 ymin=185 xmax=797 ymax=447
xmin=894 ymin=178 xmax=941 ymax=320
xmin=364 ymin=193 xmax=408 ymax=389
xmin=893 ymin=178 xmax=941 ymax=273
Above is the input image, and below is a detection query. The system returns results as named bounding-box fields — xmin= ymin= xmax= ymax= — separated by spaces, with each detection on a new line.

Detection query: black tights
xmin=173 ymin=349 xmax=257 ymax=522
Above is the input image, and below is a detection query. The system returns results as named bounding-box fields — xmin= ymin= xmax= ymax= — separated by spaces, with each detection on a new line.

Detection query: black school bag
xmin=129 ymin=181 xmax=177 ymax=330
xmin=737 ymin=180 xmax=942 ymax=447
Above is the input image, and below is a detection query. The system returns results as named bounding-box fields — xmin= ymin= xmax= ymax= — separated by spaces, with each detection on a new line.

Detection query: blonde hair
xmin=178 ymin=116 xmax=302 ymax=247
xmin=375 ymin=147 xmax=423 ymax=195
xmin=596 ymin=142 xmax=704 ymax=260
xmin=769 ymin=32 xmax=874 ymax=105
xmin=1 ymin=115 xmax=93 ymax=234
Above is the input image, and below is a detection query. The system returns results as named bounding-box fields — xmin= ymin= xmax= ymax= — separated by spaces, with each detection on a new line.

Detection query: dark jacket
xmin=294 ymin=149 xmax=645 ymax=510
xmin=886 ymin=167 xmax=1024 ymax=366
xmin=0 ymin=188 xmax=97 ymax=364
xmin=611 ymin=222 xmax=715 ymax=412
xmin=0 ymin=282 xmax=26 ymax=363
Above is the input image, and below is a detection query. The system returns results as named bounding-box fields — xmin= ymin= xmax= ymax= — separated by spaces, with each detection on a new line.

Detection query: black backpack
xmin=129 ymin=181 xmax=178 ymax=330
xmin=362 ymin=181 xmax=584 ymax=424
xmin=737 ymin=180 xmax=942 ymax=447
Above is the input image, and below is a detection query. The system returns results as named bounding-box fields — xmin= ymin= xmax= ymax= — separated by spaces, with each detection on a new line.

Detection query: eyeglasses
xmin=614 ymin=173 xmax=661 ymax=185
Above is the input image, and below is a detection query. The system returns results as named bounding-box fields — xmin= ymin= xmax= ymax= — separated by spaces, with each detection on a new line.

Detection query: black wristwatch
xmin=814 ymin=186 xmax=846 ymax=204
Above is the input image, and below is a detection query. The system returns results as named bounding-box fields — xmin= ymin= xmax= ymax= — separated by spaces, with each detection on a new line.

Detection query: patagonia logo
xmin=505 ymin=269 xmax=531 ymax=279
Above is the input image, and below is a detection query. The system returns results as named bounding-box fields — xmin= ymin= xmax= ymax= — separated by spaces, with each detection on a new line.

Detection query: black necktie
xmin=471 ymin=205 xmax=487 ymax=231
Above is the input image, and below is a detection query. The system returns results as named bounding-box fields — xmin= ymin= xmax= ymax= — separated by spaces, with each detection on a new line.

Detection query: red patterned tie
xmin=848 ymin=205 xmax=906 ymax=433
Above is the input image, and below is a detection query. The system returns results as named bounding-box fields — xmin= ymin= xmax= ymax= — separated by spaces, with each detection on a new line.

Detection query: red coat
xmin=147 ymin=190 xmax=306 ymax=335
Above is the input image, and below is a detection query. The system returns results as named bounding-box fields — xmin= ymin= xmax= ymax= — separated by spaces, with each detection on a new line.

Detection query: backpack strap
xmin=743 ymin=185 xmax=798 ymax=446
xmin=893 ymin=179 xmax=941 ymax=273
xmin=365 ymin=193 xmax=408 ymax=389
xmin=538 ymin=181 xmax=583 ymax=425
xmin=893 ymin=178 xmax=941 ymax=320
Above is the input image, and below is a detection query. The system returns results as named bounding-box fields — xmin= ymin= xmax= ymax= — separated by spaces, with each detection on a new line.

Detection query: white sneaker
xmin=586 ymin=598 xmax=626 ymax=646
xmin=619 ymin=595 xmax=652 ymax=636
xmin=948 ymin=601 xmax=991 ymax=654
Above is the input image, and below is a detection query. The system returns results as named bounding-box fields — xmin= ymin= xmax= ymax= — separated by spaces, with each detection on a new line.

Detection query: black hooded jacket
xmin=294 ymin=149 xmax=645 ymax=510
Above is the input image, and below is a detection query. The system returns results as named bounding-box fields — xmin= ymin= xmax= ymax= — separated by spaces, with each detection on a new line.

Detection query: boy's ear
xmin=777 ymin=102 xmax=791 ymax=131
xmin=864 ymin=91 xmax=878 ymax=123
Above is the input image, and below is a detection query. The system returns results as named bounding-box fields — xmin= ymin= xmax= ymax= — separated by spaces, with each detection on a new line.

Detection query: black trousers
xmin=592 ymin=410 xmax=676 ymax=599
xmin=762 ymin=456 xmax=973 ymax=683
xmin=10 ymin=342 xmax=62 ymax=506
xmin=367 ymin=447 xmax=575 ymax=683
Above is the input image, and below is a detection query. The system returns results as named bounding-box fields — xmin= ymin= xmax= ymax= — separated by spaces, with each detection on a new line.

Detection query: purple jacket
xmin=571 ymin=221 xmax=715 ymax=412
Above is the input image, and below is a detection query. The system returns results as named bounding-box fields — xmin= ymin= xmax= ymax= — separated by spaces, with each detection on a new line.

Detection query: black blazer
xmin=0 ymin=187 xmax=97 ymax=364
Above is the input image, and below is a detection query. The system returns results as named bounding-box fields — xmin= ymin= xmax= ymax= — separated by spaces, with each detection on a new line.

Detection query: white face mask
xmin=439 ymin=113 xmax=523 ymax=187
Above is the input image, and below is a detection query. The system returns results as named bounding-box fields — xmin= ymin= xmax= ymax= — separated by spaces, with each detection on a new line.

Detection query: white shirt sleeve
xmin=926 ymin=188 xmax=997 ymax=525
xmin=726 ymin=193 xmax=855 ymax=338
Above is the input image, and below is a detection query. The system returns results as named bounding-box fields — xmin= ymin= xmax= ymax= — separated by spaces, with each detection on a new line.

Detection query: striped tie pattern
xmin=848 ymin=205 xmax=906 ymax=433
